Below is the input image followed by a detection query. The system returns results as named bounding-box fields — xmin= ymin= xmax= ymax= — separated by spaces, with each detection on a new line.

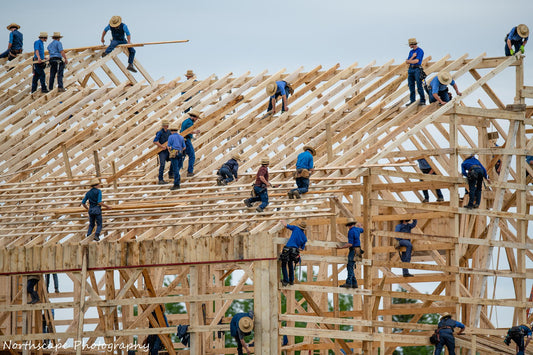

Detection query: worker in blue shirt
xmin=217 ymin=153 xmax=241 ymax=185
xmin=279 ymin=220 xmax=307 ymax=286
xmin=434 ymin=313 xmax=465 ymax=355
xmin=505 ymin=24 xmax=529 ymax=56
xmin=81 ymin=178 xmax=111 ymax=241
xmin=32 ymin=32 xmax=49 ymax=94
xmin=405 ymin=38 xmax=426 ymax=106
xmin=417 ymin=158 xmax=444 ymax=202
xmin=230 ymin=311 xmax=254 ymax=355
xmin=47 ymin=32 xmax=68 ymax=92
xmin=0 ymin=23 xmax=23 ymax=61
xmin=168 ymin=125 xmax=186 ymax=190
xmin=101 ymin=15 xmax=137 ymax=73
xmin=153 ymin=119 xmax=173 ymax=184
xmin=395 ymin=219 xmax=417 ymax=277
xmin=180 ymin=109 xmax=201 ymax=177
xmin=504 ymin=324 xmax=532 ymax=355
xmin=428 ymin=71 xmax=462 ymax=105
xmin=461 ymin=153 xmax=490 ymax=209
xmin=288 ymin=146 xmax=315 ymax=199
xmin=337 ymin=220 xmax=364 ymax=288
xmin=526 ymin=155 xmax=533 ymax=178
xmin=265 ymin=80 xmax=293 ymax=116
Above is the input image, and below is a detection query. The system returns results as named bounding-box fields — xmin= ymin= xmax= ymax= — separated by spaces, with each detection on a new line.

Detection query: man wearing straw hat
xmin=0 ymin=23 xmax=23 ymax=61
xmin=182 ymin=69 xmax=198 ymax=114
xmin=336 ymin=219 xmax=364 ymax=288
xmin=461 ymin=152 xmax=490 ymax=209
xmin=81 ymin=178 xmax=111 ymax=241
xmin=31 ymin=32 xmax=49 ymax=94
xmin=433 ymin=312 xmax=465 ymax=355
xmin=101 ymin=15 xmax=137 ymax=73
xmin=264 ymin=80 xmax=293 ymax=116
xmin=395 ymin=219 xmax=417 ymax=277
xmin=153 ymin=119 xmax=174 ymax=184
xmin=230 ymin=311 xmax=254 ymax=355
xmin=279 ymin=220 xmax=307 ymax=286
xmin=243 ymin=158 xmax=272 ymax=212
xmin=428 ymin=71 xmax=462 ymax=105
xmin=405 ymin=37 xmax=426 ymax=106
xmin=288 ymin=145 xmax=315 ymax=199
xmin=180 ymin=109 xmax=201 ymax=177
xmin=47 ymin=32 xmax=68 ymax=92
xmin=217 ymin=153 xmax=241 ymax=186
xmin=168 ymin=124 xmax=186 ymax=190
xmin=505 ymin=24 xmax=529 ymax=56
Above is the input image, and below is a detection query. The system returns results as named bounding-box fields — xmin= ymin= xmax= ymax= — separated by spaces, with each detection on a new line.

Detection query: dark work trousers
xmin=428 ymin=89 xmax=450 ymax=103
xmin=46 ymin=274 xmax=59 ymax=291
xmin=234 ymin=334 xmax=244 ymax=355
xmin=48 ymin=58 xmax=65 ymax=89
xmin=248 ymin=186 xmax=268 ymax=209
xmin=105 ymin=39 xmax=136 ymax=64
xmin=407 ymin=66 xmax=425 ymax=103
xmin=31 ymin=63 xmax=47 ymax=92
xmin=171 ymin=154 xmax=184 ymax=186
xmin=184 ymin=139 xmax=195 ymax=174
xmin=421 ymin=168 xmax=443 ymax=200
xmin=219 ymin=166 xmax=234 ymax=184
xmin=513 ymin=334 xmax=526 ymax=355
xmin=346 ymin=248 xmax=358 ymax=286
xmin=27 ymin=278 xmax=39 ymax=302
xmin=466 ymin=167 xmax=484 ymax=207
xmin=87 ymin=212 xmax=103 ymax=237
xmin=505 ymin=39 xmax=524 ymax=56
xmin=292 ymin=177 xmax=310 ymax=195
xmin=157 ymin=150 xmax=174 ymax=181
xmin=434 ymin=330 xmax=455 ymax=355
xmin=398 ymin=239 xmax=412 ymax=275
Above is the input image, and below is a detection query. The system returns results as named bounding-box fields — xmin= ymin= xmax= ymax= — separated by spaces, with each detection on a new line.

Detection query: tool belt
xmin=169 ymin=148 xmax=179 ymax=159
xmin=8 ymin=49 xmax=22 ymax=60
xmin=349 ymin=246 xmax=364 ymax=262
xmin=280 ymin=246 xmax=300 ymax=263
xmin=294 ymin=168 xmax=310 ymax=179
xmin=467 ymin=165 xmax=482 ymax=181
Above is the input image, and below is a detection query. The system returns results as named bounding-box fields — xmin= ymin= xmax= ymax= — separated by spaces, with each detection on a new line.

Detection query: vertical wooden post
xmin=329 ymin=199 xmax=341 ymax=354
xmin=450 ymin=109 xmax=462 ymax=325
xmin=61 ymin=144 xmax=73 ymax=179
xmin=189 ymin=266 xmax=200 ymax=355
xmin=93 ymin=150 xmax=101 ymax=177
xmin=76 ymin=248 xmax=88 ymax=355
xmin=104 ymin=270 xmax=115 ymax=355
xmin=515 ymin=112 xmax=526 ymax=325
xmin=515 ymin=56 xmax=524 ymax=104
xmin=362 ymin=169 xmax=373 ymax=354
xmin=326 ymin=119 xmax=333 ymax=163
xmin=111 ymin=161 xmax=118 ymax=191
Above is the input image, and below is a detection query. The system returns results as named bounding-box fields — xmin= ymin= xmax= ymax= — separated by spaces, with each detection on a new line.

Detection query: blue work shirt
xmin=168 ymin=132 xmax=185 ymax=151
xmin=103 ymin=23 xmax=131 ymax=38
xmin=230 ymin=312 xmax=253 ymax=338
xmin=417 ymin=158 xmax=431 ymax=170
xmin=395 ymin=220 xmax=417 ymax=241
xmin=180 ymin=118 xmax=195 ymax=140
xmin=430 ymin=76 xmax=455 ymax=94
xmin=270 ymin=80 xmax=287 ymax=98
xmin=33 ymin=39 xmax=45 ymax=60
xmin=347 ymin=226 xmax=363 ymax=247
xmin=508 ymin=26 xmax=529 ymax=42
xmin=222 ymin=158 xmax=239 ymax=179
xmin=82 ymin=187 xmax=102 ymax=207
xmin=518 ymin=325 xmax=533 ymax=337
xmin=9 ymin=30 xmax=23 ymax=50
xmin=407 ymin=47 xmax=424 ymax=66
xmin=296 ymin=150 xmax=314 ymax=170
xmin=285 ymin=225 xmax=307 ymax=250
xmin=461 ymin=156 xmax=487 ymax=178
xmin=526 ymin=155 xmax=533 ymax=164
xmin=438 ymin=317 xmax=465 ymax=333
xmin=47 ymin=40 xmax=63 ymax=58
xmin=153 ymin=128 xmax=171 ymax=144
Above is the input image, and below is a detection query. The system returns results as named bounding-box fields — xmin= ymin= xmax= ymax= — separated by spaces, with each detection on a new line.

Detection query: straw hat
xmin=303 ymin=145 xmax=316 ymax=156
xmin=39 ymin=32 xmax=48 ymax=38
xmin=232 ymin=153 xmax=241 ymax=161
xmin=188 ymin=109 xmax=201 ymax=119
xmin=161 ymin=119 xmax=170 ymax=126
xmin=261 ymin=158 xmax=270 ymax=165
xmin=345 ymin=219 xmax=357 ymax=226
xmin=238 ymin=316 xmax=254 ymax=333
xmin=109 ymin=16 xmax=122 ymax=28
xmin=440 ymin=312 xmax=452 ymax=320
xmin=6 ymin=23 xmax=20 ymax=30
xmin=437 ymin=71 xmax=452 ymax=86
xmin=169 ymin=124 xmax=180 ymax=131
xmin=517 ymin=24 xmax=529 ymax=38
xmin=297 ymin=221 xmax=307 ymax=230
xmin=89 ymin=178 xmax=100 ymax=186
xmin=185 ymin=69 xmax=195 ymax=77
xmin=408 ymin=38 xmax=417 ymax=45
xmin=52 ymin=32 xmax=63 ymax=38
xmin=266 ymin=82 xmax=277 ymax=96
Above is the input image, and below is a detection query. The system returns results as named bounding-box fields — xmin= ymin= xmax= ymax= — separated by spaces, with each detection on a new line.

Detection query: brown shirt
xmin=254 ymin=165 xmax=269 ymax=186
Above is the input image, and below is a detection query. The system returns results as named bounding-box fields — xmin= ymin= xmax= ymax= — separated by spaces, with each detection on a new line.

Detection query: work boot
xmin=422 ymin=198 xmax=429 ymax=203
xmin=405 ymin=101 xmax=415 ymax=107
xmin=281 ymin=280 xmax=289 ymax=287
xmin=29 ymin=297 xmax=39 ymax=304
xmin=418 ymin=101 xmax=426 ymax=106
xmin=217 ymin=177 xmax=223 ymax=186
xmin=465 ymin=204 xmax=474 ymax=209
xmin=403 ymin=273 xmax=414 ymax=277
xmin=351 ymin=283 xmax=359 ymax=289
xmin=339 ymin=283 xmax=353 ymax=288
xmin=187 ymin=172 xmax=195 ymax=177
xmin=437 ymin=197 xmax=444 ymax=202
xmin=243 ymin=199 xmax=252 ymax=208
xmin=170 ymin=184 xmax=180 ymax=190
xmin=58 ymin=87 xmax=66 ymax=92
xmin=55 ymin=288 xmax=60 ymax=293
xmin=293 ymin=190 xmax=301 ymax=199
xmin=473 ymin=204 xmax=479 ymax=209
xmin=158 ymin=180 xmax=168 ymax=185
xmin=256 ymin=206 xmax=264 ymax=213
xmin=101 ymin=52 xmax=108 ymax=58
xmin=41 ymin=89 xmax=49 ymax=93
xmin=287 ymin=191 xmax=294 ymax=199
xmin=221 ymin=180 xmax=228 ymax=186
xmin=93 ymin=235 xmax=100 ymax=242
xmin=127 ymin=63 xmax=137 ymax=73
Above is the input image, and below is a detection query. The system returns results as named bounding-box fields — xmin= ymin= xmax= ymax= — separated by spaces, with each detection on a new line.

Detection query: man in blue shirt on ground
xmin=434 ymin=312 xmax=465 ymax=355
xmin=288 ymin=146 xmax=315 ymax=199
xmin=337 ymin=219 xmax=364 ymax=288
xmin=153 ymin=119 xmax=173 ymax=184
xmin=0 ymin=23 xmax=23 ymax=61
xmin=81 ymin=178 xmax=112 ymax=241
xmin=395 ymin=219 xmax=417 ymax=277
xmin=168 ymin=125 xmax=186 ymax=190
xmin=405 ymin=38 xmax=426 ymax=106
xmin=101 ymin=16 xmax=137 ymax=73
xmin=428 ymin=71 xmax=462 ymax=105
xmin=504 ymin=323 xmax=532 ymax=355
xmin=264 ymin=80 xmax=293 ymax=117
xmin=505 ymin=24 xmax=529 ymax=56
xmin=32 ymin=32 xmax=49 ymax=94
xmin=217 ymin=153 xmax=240 ymax=186
xmin=279 ymin=220 xmax=307 ymax=286
xmin=180 ymin=109 xmax=201 ymax=177
xmin=47 ymin=32 xmax=68 ymax=92
xmin=461 ymin=153 xmax=490 ymax=209
xmin=417 ymin=158 xmax=444 ymax=203
xmin=230 ymin=311 xmax=254 ymax=355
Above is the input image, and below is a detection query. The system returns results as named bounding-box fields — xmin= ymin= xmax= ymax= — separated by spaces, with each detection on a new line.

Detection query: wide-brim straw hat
xmin=109 ymin=16 xmax=122 ymax=28
xmin=345 ymin=219 xmax=357 ymax=226
xmin=6 ymin=23 xmax=20 ymax=30
xmin=52 ymin=32 xmax=63 ymax=38
xmin=89 ymin=178 xmax=100 ymax=186
xmin=437 ymin=71 xmax=453 ymax=86
xmin=408 ymin=38 xmax=417 ymax=45
xmin=232 ymin=153 xmax=241 ymax=161
xmin=238 ymin=316 xmax=254 ymax=333
xmin=440 ymin=312 xmax=451 ymax=320
xmin=39 ymin=32 xmax=48 ymax=38
xmin=188 ymin=109 xmax=201 ymax=118
xmin=266 ymin=82 xmax=277 ymax=96
xmin=517 ymin=24 xmax=529 ymax=38
xmin=169 ymin=124 xmax=180 ymax=131
xmin=261 ymin=158 xmax=270 ymax=165
xmin=303 ymin=145 xmax=316 ymax=156
xmin=161 ymin=119 xmax=170 ymax=126
xmin=185 ymin=69 xmax=195 ymax=77
xmin=297 ymin=221 xmax=307 ymax=230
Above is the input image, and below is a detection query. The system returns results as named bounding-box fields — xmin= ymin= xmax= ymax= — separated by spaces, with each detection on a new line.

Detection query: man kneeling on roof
xmin=288 ymin=145 xmax=315 ymax=199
